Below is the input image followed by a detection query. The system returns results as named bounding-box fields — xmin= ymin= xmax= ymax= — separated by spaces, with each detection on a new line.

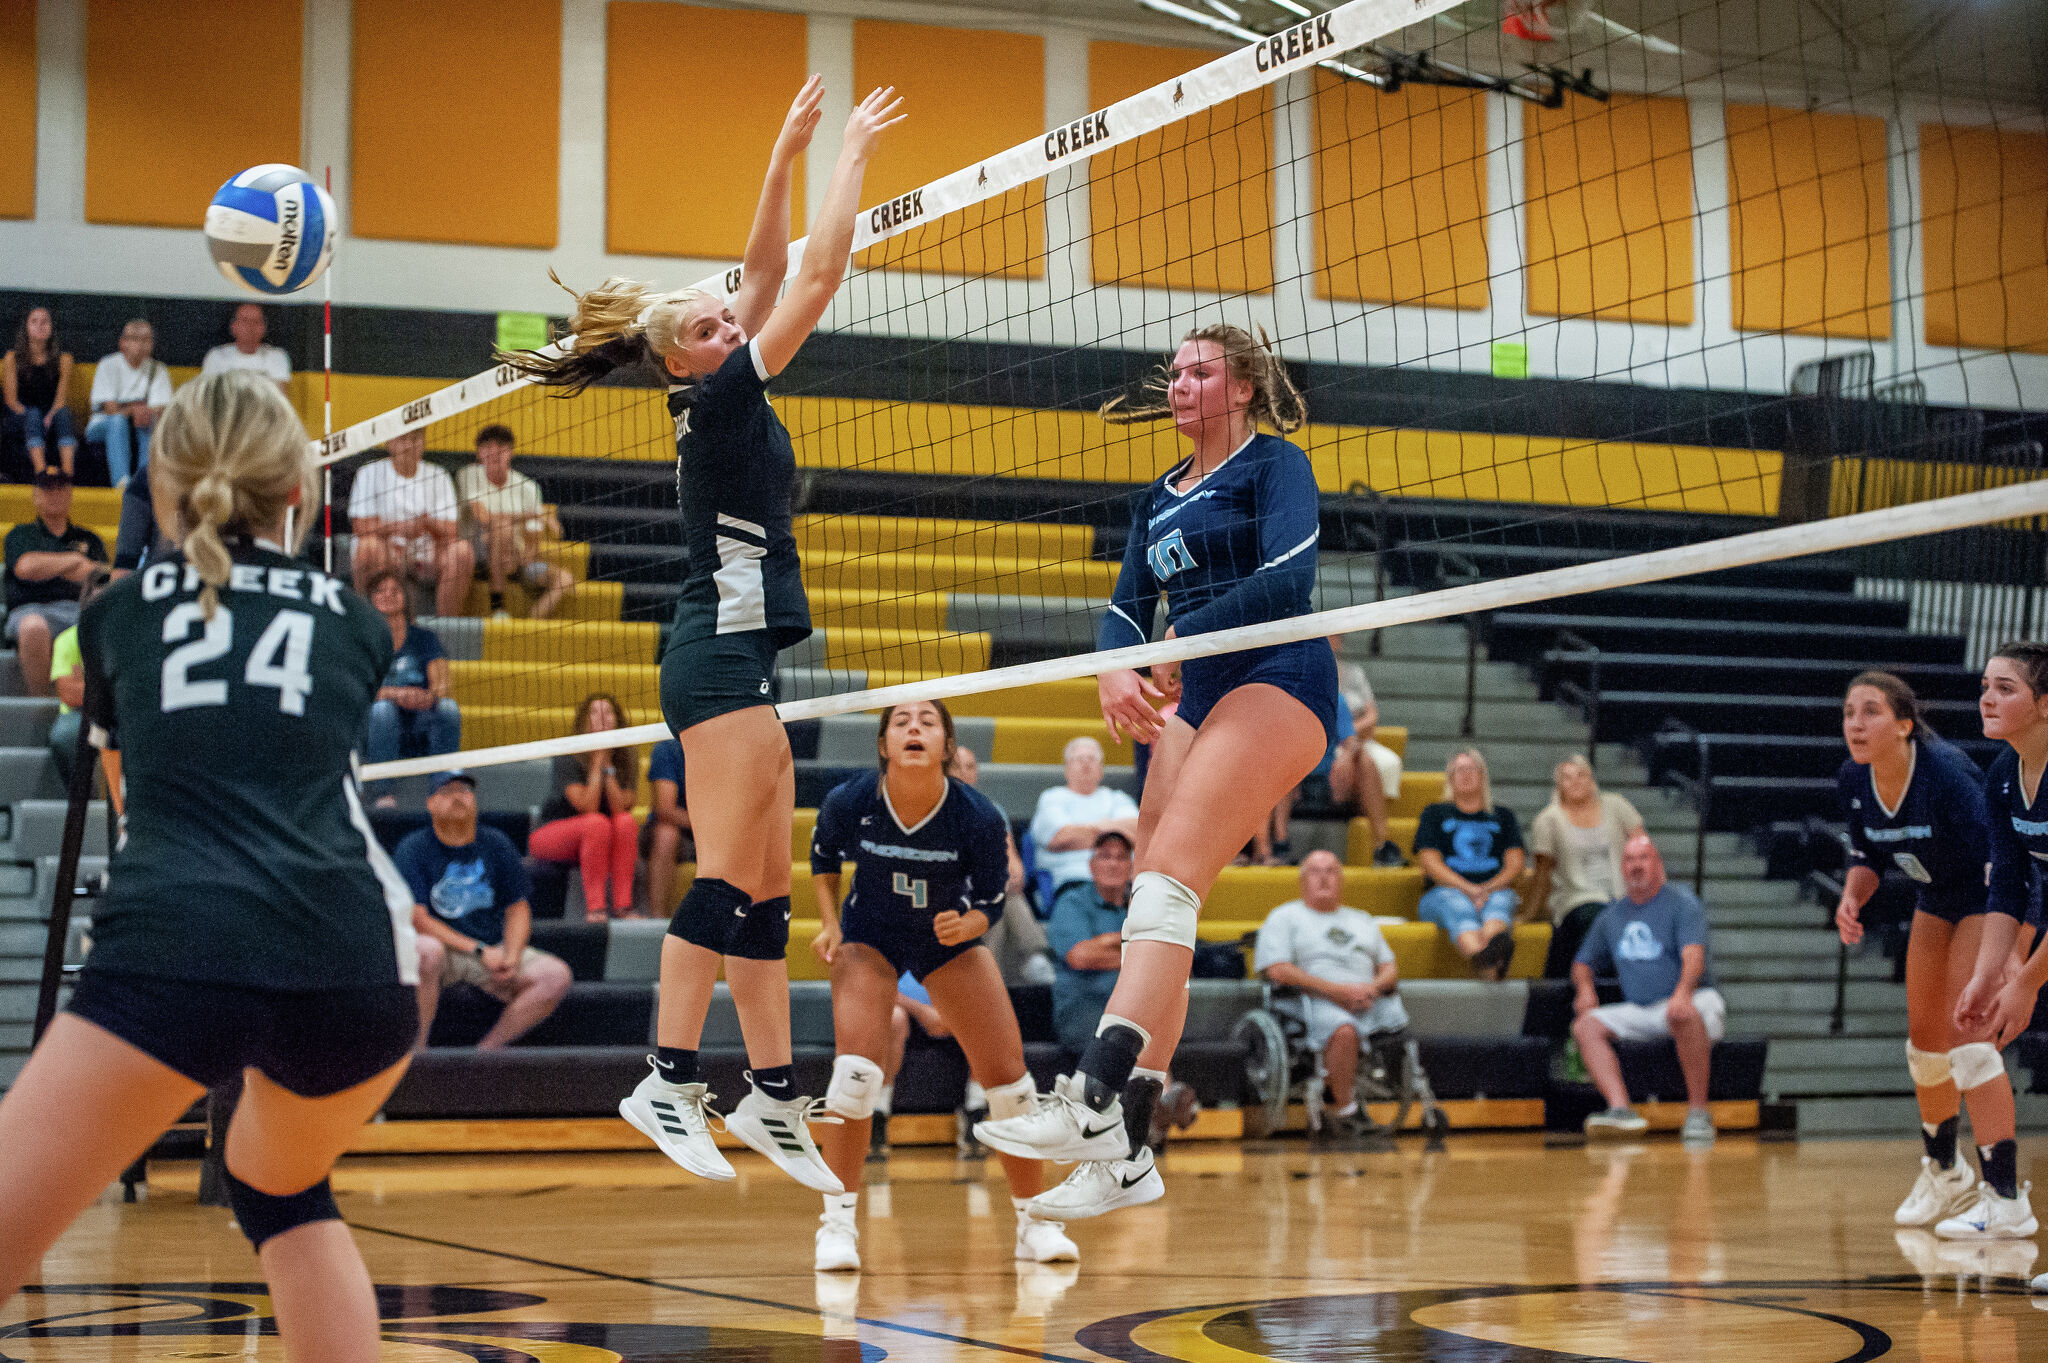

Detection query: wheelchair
xmin=1231 ymin=981 xmax=1449 ymax=1149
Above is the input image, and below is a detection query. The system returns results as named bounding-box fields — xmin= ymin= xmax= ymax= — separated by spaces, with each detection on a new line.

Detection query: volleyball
xmin=202 ymin=163 xmax=336 ymax=296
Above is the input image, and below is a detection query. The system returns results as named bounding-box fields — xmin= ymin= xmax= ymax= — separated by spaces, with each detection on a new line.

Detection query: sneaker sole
xmin=1017 ymin=1239 xmax=1081 ymax=1263
xmin=1897 ymin=1185 xmax=1980 ymax=1227
xmin=620 ymin=1099 xmax=735 ymax=1181
xmin=974 ymin=1122 xmax=1129 ymax=1164
xmin=1584 ymin=1124 xmax=1649 ymax=1139
xmin=727 ymin=1113 xmax=846 ymax=1194
xmin=815 ymin=1251 xmax=862 ymax=1272
xmin=1029 ymin=1174 xmax=1165 ymax=1222
xmin=1937 ymin=1219 xmax=2040 ymax=1240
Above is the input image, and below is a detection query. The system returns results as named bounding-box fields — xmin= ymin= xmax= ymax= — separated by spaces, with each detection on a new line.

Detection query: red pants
xmin=530 ymin=811 xmax=638 ymax=918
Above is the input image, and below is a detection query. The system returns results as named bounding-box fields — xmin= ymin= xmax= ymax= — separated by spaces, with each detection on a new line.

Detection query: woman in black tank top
xmin=3 ymin=306 xmax=78 ymax=477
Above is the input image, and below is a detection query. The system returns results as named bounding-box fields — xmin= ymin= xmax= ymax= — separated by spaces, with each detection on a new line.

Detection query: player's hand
xmin=1835 ymin=895 xmax=1863 ymax=946
xmin=812 ymin=920 xmax=841 ymax=964
xmin=776 ymin=74 xmax=825 ymax=160
xmin=1955 ymin=968 xmax=2001 ymax=1033
xmin=932 ymin=909 xmax=988 ymax=946
xmin=1099 ymin=668 xmax=1164 ymax=745
xmin=1149 ymin=657 xmax=1180 ymax=698
xmin=842 ymin=86 xmax=906 ymax=159
xmin=1990 ymin=980 xmax=2039 ymax=1050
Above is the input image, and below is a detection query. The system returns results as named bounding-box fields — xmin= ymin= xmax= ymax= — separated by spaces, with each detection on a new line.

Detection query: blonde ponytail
xmin=1101 ymin=323 xmax=1308 ymax=434
xmin=494 ymin=270 xmax=710 ymax=396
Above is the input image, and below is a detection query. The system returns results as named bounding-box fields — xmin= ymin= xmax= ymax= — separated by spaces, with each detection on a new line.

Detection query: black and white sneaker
xmin=620 ymin=1061 xmax=733 ymax=1181
xmin=976 ymin=1073 xmax=1130 ymax=1163
xmin=1025 ymin=1145 xmax=1165 ymax=1220
xmin=727 ymin=1081 xmax=844 ymax=1193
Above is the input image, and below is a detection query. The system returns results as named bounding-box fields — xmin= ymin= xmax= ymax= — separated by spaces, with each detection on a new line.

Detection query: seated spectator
xmin=642 ymin=737 xmax=693 ymax=918
xmin=401 ymin=771 xmax=572 ymax=1050
xmin=1046 ymin=830 xmax=1134 ymax=1053
xmin=86 ymin=319 xmax=171 ymax=487
xmin=1253 ymin=850 xmax=1410 ymax=1137
xmin=4 ymin=306 xmax=78 ymax=479
xmin=200 ymin=303 xmax=292 ymax=390
xmin=458 ymin=424 xmax=573 ymax=620
xmin=5 ymin=470 xmax=109 ymax=698
xmin=1262 ymin=640 xmax=1405 ymax=867
xmin=530 ymin=693 xmax=640 ymax=921
xmin=348 ymin=428 xmax=474 ymax=618
xmin=1572 ymin=835 xmax=1723 ymax=1143
xmin=1413 ymin=747 xmax=1524 ymax=981
xmin=949 ymin=744 xmax=1052 ymax=983
xmin=1029 ymin=736 xmax=1138 ymax=901
xmin=46 ymin=568 xmax=113 ymax=788
xmin=1529 ymin=755 xmax=1645 ymax=978
xmin=361 ymin=569 xmax=461 ymax=796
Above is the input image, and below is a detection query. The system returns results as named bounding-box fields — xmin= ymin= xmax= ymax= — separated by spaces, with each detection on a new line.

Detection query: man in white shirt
xmin=457 ymin=424 xmax=572 ymax=620
xmin=348 ymin=429 xmax=474 ymax=617
xmin=1029 ymin=736 xmax=1139 ymax=899
xmin=85 ymin=319 xmax=172 ymax=487
xmin=1253 ymin=850 xmax=1410 ymax=1133
xmin=200 ymin=304 xmax=292 ymax=390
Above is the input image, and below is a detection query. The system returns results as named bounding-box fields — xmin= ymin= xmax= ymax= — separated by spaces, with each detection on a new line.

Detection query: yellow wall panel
xmin=1726 ymin=104 xmax=1889 ymax=339
xmin=1525 ymin=95 xmax=1695 ymax=324
xmin=1920 ymin=123 xmax=2048 ymax=354
xmin=1311 ymin=77 xmax=1488 ymax=310
xmin=606 ymin=4 xmax=806 ymax=260
xmin=851 ymin=20 xmax=1044 ymax=279
xmin=352 ymin=0 xmax=560 ymax=248
xmin=1088 ymin=41 xmax=1273 ymax=295
xmin=0 ymin=0 xmax=35 ymax=219
xmin=84 ymin=0 xmax=300 ymax=228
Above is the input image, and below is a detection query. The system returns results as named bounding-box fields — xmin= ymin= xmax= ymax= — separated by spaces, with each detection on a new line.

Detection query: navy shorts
xmin=67 ymin=967 xmax=416 ymax=1097
xmin=841 ymin=904 xmax=980 ymax=983
xmin=1917 ymin=892 xmax=1993 ymax=926
xmin=660 ymin=630 xmax=779 ymax=735
xmin=1177 ymin=638 xmax=1340 ymax=745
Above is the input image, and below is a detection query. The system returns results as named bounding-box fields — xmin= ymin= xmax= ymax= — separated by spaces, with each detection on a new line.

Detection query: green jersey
xmin=79 ymin=541 xmax=418 ymax=989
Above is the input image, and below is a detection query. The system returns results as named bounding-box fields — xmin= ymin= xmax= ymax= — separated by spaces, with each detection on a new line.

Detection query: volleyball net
xmin=322 ymin=0 xmax=2047 ymax=780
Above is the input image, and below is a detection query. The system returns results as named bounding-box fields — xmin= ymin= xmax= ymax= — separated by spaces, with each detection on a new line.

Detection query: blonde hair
xmin=1100 ymin=323 xmax=1307 ymax=434
xmin=152 ymin=371 xmax=317 ymax=620
xmin=1441 ymin=747 xmax=1494 ymax=813
xmin=494 ymin=270 xmax=710 ymax=396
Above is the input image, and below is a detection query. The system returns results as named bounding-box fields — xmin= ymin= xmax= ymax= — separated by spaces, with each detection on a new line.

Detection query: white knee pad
xmin=1123 ymin=871 xmax=1201 ymax=950
xmin=984 ymin=1074 xmax=1038 ymax=1122
xmin=825 ymin=1054 xmax=886 ymax=1120
xmin=1906 ymin=1042 xmax=1953 ymax=1089
xmin=1950 ymin=1042 xmax=2007 ymax=1092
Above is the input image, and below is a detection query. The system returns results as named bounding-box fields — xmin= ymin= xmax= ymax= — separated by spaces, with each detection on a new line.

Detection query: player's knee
xmin=890 ymin=1004 xmax=911 ymax=1044
xmin=1949 ymin=1042 xmax=2006 ymax=1091
xmin=825 ymin=1053 xmax=887 ymax=1119
xmin=984 ymin=1073 xmax=1038 ymax=1122
xmin=1123 ymin=871 xmax=1200 ymax=950
xmin=225 ymin=1171 xmax=341 ymax=1251
xmin=668 ymin=875 xmax=748 ymax=953
xmin=1906 ymin=1041 xmax=1953 ymax=1088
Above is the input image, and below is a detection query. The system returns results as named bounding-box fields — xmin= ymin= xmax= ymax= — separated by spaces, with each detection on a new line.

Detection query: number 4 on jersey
xmin=892 ymin=871 xmax=928 ymax=910
xmin=161 ymin=603 xmax=315 ymax=715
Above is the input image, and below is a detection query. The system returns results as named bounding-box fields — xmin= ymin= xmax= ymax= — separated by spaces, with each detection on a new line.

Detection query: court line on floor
xmin=351 ymin=1221 xmax=1095 ymax=1363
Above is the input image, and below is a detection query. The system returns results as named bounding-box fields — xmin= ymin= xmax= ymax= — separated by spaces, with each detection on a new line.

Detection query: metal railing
xmin=1802 ymin=864 xmax=1852 ymax=1036
xmin=1651 ymin=718 xmax=1713 ymax=900
xmin=1540 ymin=629 xmax=1604 ymax=773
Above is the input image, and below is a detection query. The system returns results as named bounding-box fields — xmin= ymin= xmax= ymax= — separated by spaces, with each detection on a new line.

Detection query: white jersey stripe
xmin=343 ymin=773 xmax=421 ymax=986
xmin=1261 ymin=532 xmax=1318 ymax=573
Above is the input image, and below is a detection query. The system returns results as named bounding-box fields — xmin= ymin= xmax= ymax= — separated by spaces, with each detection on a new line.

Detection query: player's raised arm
xmin=731 ymin=75 xmax=824 ymax=339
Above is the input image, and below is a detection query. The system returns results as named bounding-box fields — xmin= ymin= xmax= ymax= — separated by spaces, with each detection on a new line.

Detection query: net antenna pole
xmin=319 ymin=164 xmax=334 ymax=574
xmin=31 ymin=723 xmax=100 ymax=1046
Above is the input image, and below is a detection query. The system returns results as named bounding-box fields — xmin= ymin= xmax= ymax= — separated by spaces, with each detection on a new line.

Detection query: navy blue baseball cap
xmin=430 ymin=769 xmax=476 ymax=794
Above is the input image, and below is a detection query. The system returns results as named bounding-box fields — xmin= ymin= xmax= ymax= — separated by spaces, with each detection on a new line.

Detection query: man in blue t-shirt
xmin=641 ymin=738 xmax=693 ymax=916
xmin=397 ymin=770 xmax=570 ymax=1049
xmin=1047 ymin=830 xmax=1135 ymax=1053
xmin=1572 ymin=834 xmax=1726 ymax=1143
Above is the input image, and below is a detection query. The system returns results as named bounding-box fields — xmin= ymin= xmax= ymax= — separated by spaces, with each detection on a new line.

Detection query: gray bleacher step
xmin=0 ymin=650 xmax=25 ymax=698
xmin=1349 ymin=658 xmax=1536 ymax=701
xmin=1796 ymin=1094 xmax=2048 ymax=1136
xmin=1715 ymin=956 xmax=1892 ymax=983
xmin=1685 ymin=877 xmax=1798 ymax=907
xmin=0 ymin=922 xmax=52 ymax=956
xmin=1712 ymin=927 xmax=1851 ymax=956
xmin=0 ymin=957 xmax=50 ymax=982
xmin=0 ymin=698 xmax=59 ymax=749
xmin=1742 ymin=1011 xmax=1910 ymax=1037
xmin=1367 ymin=623 xmax=1486 ymax=660
xmin=0 ymin=1021 xmax=33 ymax=1049
xmin=0 ymin=989 xmax=42 ymax=1023
xmin=5 ymin=802 xmax=109 ymax=861
xmin=1707 ymin=904 xmax=1829 ymax=928
xmin=1668 ymin=853 xmax=1770 ymax=878
xmin=0 ymin=1052 xmax=22 ymax=1086
xmin=1723 ymin=979 xmax=1905 ymax=1013
xmin=1396 ymin=704 xmax=1588 ymax=744
xmin=1770 ymin=1035 xmax=1910 ymax=1069
xmin=0 ymin=747 xmax=61 ymax=801
xmin=1769 ymin=1066 xmax=1924 ymax=1097
xmin=0 ymin=863 xmax=33 ymax=899
xmin=944 ymin=595 xmax=1099 ymax=651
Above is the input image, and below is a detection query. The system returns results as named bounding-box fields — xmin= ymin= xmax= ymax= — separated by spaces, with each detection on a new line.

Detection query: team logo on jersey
xmin=1892 ymin=851 xmax=1934 ymax=883
xmin=1615 ymin=920 xmax=1664 ymax=962
xmin=1147 ymin=528 xmax=1198 ymax=580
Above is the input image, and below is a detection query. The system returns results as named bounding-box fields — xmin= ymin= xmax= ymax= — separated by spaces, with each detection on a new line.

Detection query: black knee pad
xmin=668 ymin=876 xmax=751 ymax=954
xmin=226 ymin=1171 xmax=341 ymax=1250
xmin=728 ymin=895 xmax=792 ymax=962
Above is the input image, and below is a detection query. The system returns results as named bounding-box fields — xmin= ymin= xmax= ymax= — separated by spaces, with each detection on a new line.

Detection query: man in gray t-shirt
xmin=1572 ymin=835 xmax=1725 ymax=1142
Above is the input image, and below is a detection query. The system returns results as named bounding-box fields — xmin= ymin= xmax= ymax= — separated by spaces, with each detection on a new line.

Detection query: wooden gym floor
xmin=6 ymin=1134 xmax=2047 ymax=1360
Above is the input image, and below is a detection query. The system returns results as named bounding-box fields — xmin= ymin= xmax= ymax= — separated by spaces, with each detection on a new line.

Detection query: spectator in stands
xmin=949 ymin=744 xmax=1052 ymax=984
xmin=361 ymin=569 xmax=461 ymax=797
xmin=45 ymin=567 xmax=112 ymax=788
xmin=1030 ymin=736 xmax=1139 ymax=900
xmin=4 ymin=306 xmax=78 ymax=480
xmin=4 ymin=470 xmax=109 ymax=699
xmin=347 ymin=428 xmax=474 ymax=618
xmin=1047 ymin=830 xmax=1134 ymax=1053
xmin=86 ymin=319 xmax=171 ymax=487
xmin=457 ymin=424 xmax=573 ymax=620
xmin=642 ymin=737 xmax=693 ymax=919
xmin=1528 ymin=756 xmax=1645 ymax=978
xmin=200 ymin=304 xmax=291 ymax=391
xmin=1331 ymin=639 xmax=1406 ymax=867
xmin=1254 ymin=849 xmax=1410 ymax=1137
xmin=530 ymin=693 xmax=641 ymax=921
xmin=1572 ymin=834 xmax=1722 ymax=1143
xmin=401 ymin=770 xmax=572 ymax=1050
xmin=1414 ymin=747 xmax=1524 ymax=981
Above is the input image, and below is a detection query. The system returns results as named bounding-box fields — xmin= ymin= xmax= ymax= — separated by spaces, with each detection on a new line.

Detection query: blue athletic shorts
xmin=840 ymin=903 xmax=980 ymax=983
xmin=1177 ymin=638 xmax=1339 ymax=746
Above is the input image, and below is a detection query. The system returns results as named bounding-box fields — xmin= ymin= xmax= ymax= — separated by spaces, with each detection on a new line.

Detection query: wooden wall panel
xmin=1726 ymin=104 xmax=1889 ymax=339
xmin=851 ymin=20 xmax=1044 ymax=279
xmin=1088 ymin=41 xmax=1273 ymax=295
xmin=0 ymin=0 xmax=35 ymax=219
xmin=84 ymin=0 xmax=301 ymax=228
xmin=1312 ymin=77 xmax=1487 ymax=310
xmin=607 ymin=4 xmax=806 ymax=261
xmin=1525 ymin=94 xmax=1695 ymax=325
xmin=1921 ymin=123 xmax=2048 ymax=354
xmin=352 ymin=0 xmax=560 ymax=248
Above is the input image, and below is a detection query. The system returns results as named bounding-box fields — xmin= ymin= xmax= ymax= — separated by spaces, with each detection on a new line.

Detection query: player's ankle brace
xmin=1123 ymin=1068 xmax=1167 ymax=1156
xmin=1078 ymin=1015 xmax=1150 ymax=1111
xmin=1980 ymin=1138 xmax=2020 ymax=1199
xmin=668 ymin=875 xmax=749 ymax=952
xmin=226 ymin=1172 xmax=341 ymax=1251
xmin=1923 ymin=1114 xmax=1959 ymax=1169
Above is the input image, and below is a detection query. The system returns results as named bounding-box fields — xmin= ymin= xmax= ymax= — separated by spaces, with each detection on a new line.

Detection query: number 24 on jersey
xmin=161 ymin=603 xmax=315 ymax=716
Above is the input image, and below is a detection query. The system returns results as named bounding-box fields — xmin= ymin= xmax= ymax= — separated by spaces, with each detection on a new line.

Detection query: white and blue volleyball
xmin=203 ymin=164 xmax=336 ymax=296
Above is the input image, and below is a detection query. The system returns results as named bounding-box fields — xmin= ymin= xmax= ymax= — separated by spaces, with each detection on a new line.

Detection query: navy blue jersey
xmin=810 ymin=771 xmax=1009 ymax=931
xmin=1837 ymin=738 xmax=1992 ymax=919
xmin=1097 ymin=433 xmax=1320 ymax=651
xmin=1985 ymin=747 xmax=2048 ymax=925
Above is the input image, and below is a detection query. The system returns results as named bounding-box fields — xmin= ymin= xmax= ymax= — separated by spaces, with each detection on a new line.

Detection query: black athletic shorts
xmin=67 ymin=967 xmax=417 ymax=1097
xmin=660 ymin=630 xmax=780 ymax=735
xmin=841 ymin=905 xmax=981 ymax=983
